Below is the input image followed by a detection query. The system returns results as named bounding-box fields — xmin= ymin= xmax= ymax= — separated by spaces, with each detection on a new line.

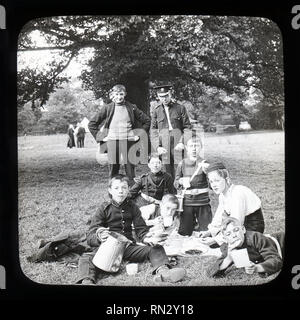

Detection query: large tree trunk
xmin=120 ymin=73 xmax=149 ymax=114
xmin=120 ymin=73 xmax=152 ymax=157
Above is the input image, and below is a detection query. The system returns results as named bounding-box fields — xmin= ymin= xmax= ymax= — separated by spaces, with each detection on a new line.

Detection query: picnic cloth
xmin=162 ymin=230 xmax=222 ymax=257
xmin=138 ymin=229 xmax=221 ymax=258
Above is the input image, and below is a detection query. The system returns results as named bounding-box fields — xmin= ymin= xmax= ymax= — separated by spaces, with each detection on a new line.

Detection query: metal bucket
xmin=92 ymin=232 xmax=130 ymax=272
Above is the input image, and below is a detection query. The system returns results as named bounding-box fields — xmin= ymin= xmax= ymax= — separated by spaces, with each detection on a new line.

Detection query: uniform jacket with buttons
xmin=87 ymin=199 xmax=150 ymax=247
xmin=150 ymin=101 xmax=192 ymax=149
xmin=129 ymin=171 xmax=175 ymax=201
xmin=88 ymin=101 xmax=151 ymax=143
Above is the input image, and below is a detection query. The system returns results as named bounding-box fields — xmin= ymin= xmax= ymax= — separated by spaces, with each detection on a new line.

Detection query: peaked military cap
xmin=153 ymin=84 xmax=173 ymax=96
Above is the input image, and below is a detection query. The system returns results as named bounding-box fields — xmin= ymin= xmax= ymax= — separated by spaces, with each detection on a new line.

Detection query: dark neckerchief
xmin=149 ymin=171 xmax=165 ymax=186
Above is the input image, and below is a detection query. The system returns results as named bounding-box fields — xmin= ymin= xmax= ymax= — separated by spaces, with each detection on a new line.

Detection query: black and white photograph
xmin=16 ymin=15 xmax=285 ymax=287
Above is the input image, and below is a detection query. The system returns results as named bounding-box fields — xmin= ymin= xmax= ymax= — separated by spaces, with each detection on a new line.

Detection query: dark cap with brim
xmin=206 ymin=162 xmax=227 ymax=174
xmin=153 ymin=84 xmax=173 ymax=96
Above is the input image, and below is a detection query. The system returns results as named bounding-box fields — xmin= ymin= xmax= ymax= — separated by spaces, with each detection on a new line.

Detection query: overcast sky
xmin=17 ymin=30 xmax=94 ymax=79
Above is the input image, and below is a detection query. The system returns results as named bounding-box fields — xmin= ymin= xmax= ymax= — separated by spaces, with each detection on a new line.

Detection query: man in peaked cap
xmin=150 ymin=84 xmax=192 ymax=179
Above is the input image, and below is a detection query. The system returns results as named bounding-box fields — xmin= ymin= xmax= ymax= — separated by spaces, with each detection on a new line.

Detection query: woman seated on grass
xmin=199 ymin=162 xmax=265 ymax=246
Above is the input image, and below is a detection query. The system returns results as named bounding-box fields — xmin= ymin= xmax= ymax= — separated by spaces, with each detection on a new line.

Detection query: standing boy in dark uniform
xmin=88 ymin=84 xmax=150 ymax=185
xmin=150 ymin=84 xmax=192 ymax=179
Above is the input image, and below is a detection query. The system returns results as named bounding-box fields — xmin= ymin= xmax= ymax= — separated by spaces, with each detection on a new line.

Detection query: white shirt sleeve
xmin=226 ymin=191 xmax=247 ymax=224
xmin=207 ymin=185 xmax=261 ymax=237
xmin=207 ymin=198 xmax=224 ymax=237
xmin=227 ymin=185 xmax=261 ymax=223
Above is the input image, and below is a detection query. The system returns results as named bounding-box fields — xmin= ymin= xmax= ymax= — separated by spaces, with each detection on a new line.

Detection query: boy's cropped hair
xmin=148 ymin=152 xmax=161 ymax=162
xmin=221 ymin=217 xmax=241 ymax=233
xmin=186 ymin=135 xmax=203 ymax=147
xmin=161 ymin=194 xmax=179 ymax=206
xmin=108 ymin=174 xmax=130 ymax=188
xmin=111 ymin=84 xmax=126 ymax=93
xmin=212 ymin=168 xmax=230 ymax=179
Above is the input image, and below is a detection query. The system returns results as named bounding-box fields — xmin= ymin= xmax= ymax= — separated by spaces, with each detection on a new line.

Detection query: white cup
xmin=181 ymin=177 xmax=191 ymax=188
xmin=245 ymin=262 xmax=255 ymax=274
xmin=126 ymin=263 xmax=139 ymax=275
xmin=163 ymin=216 xmax=173 ymax=227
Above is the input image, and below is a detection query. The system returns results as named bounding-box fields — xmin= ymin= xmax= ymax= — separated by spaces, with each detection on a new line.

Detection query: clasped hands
xmin=157 ymin=142 xmax=185 ymax=156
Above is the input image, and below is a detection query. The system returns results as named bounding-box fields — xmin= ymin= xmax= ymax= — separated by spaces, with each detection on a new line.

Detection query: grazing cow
xmin=76 ymin=126 xmax=86 ymax=148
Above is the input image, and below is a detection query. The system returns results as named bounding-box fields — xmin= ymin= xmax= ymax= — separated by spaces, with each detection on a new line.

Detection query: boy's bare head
xmin=186 ymin=136 xmax=203 ymax=159
xmin=221 ymin=217 xmax=246 ymax=249
xmin=159 ymin=194 xmax=179 ymax=227
xmin=110 ymin=84 xmax=127 ymax=104
xmin=108 ymin=174 xmax=130 ymax=203
xmin=148 ymin=153 xmax=162 ymax=174
xmin=111 ymin=84 xmax=126 ymax=93
xmin=160 ymin=194 xmax=178 ymax=221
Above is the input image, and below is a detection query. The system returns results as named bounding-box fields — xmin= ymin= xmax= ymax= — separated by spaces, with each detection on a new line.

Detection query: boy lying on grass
xmin=207 ymin=217 xmax=284 ymax=277
xmin=76 ymin=174 xmax=186 ymax=285
xmin=199 ymin=162 xmax=265 ymax=246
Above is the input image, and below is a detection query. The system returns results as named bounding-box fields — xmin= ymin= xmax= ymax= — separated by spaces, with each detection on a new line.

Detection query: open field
xmin=18 ymin=130 xmax=285 ymax=286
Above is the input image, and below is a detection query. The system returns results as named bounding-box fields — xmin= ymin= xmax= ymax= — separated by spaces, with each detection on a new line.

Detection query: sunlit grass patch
xmin=18 ymin=130 xmax=285 ymax=286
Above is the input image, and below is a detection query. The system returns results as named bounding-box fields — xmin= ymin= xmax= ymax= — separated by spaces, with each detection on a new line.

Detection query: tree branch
xmin=19 ymin=40 xmax=102 ymax=52
xmin=18 ymin=46 xmax=73 ymax=51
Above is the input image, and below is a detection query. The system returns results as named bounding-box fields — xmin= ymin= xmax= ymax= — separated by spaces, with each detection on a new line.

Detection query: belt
xmin=184 ymin=188 xmax=209 ymax=195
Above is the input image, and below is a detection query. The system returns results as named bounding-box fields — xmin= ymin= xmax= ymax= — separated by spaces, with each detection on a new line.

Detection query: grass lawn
xmin=18 ymin=130 xmax=285 ymax=286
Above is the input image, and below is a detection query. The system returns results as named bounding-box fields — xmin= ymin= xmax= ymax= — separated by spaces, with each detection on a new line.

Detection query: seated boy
xmin=129 ymin=153 xmax=175 ymax=223
xmin=207 ymin=217 xmax=284 ymax=277
xmin=142 ymin=194 xmax=181 ymax=244
xmin=76 ymin=174 xmax=186 ymax=285
xmin=199 ymin=162 xmax=265 ymax=246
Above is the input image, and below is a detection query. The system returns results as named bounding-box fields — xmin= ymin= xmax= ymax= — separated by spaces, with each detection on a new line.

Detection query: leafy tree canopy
xmin=18 ymin=15 xmax=284 ymax=131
